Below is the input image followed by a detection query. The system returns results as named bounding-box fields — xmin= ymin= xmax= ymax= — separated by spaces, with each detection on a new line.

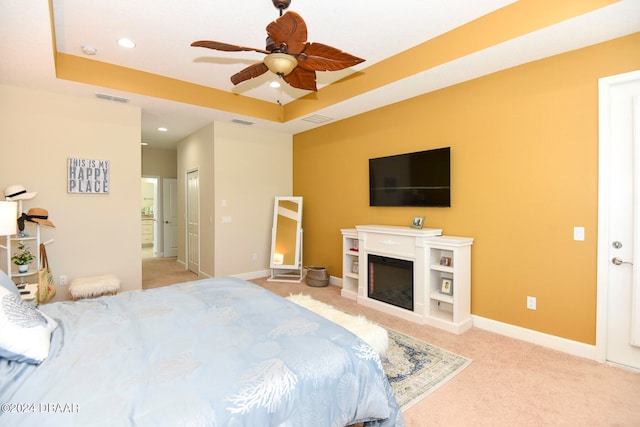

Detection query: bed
xmin=0 ymin=276 xmax=404 ymax=426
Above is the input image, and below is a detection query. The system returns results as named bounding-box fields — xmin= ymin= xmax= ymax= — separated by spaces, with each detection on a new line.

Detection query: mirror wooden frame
xmin=268 ymin=196 xmax=304 ymax=282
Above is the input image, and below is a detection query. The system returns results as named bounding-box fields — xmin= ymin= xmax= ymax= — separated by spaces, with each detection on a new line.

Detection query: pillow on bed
xmin=0 ymin=286 xmax=58 ymax=364
xmin=0 ymin=269 xmax=18 ymax=295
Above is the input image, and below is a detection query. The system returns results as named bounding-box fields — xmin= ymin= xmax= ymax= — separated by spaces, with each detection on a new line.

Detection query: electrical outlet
xmin=59 ymin=275 xmax=67 ymax=286
xmin=527 ymin=296 xmax=536 ymax=310
xmin=251 ymin=253 xmax=258 ymax=261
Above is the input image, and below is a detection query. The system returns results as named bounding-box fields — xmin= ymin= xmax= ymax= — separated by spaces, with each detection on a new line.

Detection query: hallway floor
xmin=141 ymin=256 xmax=198 ymax=289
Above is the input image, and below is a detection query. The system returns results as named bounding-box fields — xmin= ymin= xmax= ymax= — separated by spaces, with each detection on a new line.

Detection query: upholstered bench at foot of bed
xmin=69 ymin=274 xmax=121 ymax=301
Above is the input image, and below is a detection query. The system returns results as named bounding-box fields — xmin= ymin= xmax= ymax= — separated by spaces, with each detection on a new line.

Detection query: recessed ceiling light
xmin=117 ymin=38 xmax=136 ymax=48
xmin=269 ymin=81 xmax=281 ymax=88
xmin=141 ymin=142 xmax=148 ymax=146
xmin=157 ymin=127 xmax=168 ymax=132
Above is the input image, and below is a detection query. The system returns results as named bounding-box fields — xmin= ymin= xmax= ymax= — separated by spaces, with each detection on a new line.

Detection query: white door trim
xmin=596 ymin=69 xmax=640 ymax=363
xmin=141 ymin=175 xmax=160 ymax=257
xmin=163 ymin=178 xmax=178 ymax=258
xmin=186 ymin=168 xmax=200 ymax=274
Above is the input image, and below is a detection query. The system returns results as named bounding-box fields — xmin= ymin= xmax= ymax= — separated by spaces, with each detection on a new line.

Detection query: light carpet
xmin=286 ymin=294 xmax=471 ymax=412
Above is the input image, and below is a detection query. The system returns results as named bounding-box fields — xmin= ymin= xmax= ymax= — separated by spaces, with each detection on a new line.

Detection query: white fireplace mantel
xmin=341 ymin=225 xmax=473 ymax=334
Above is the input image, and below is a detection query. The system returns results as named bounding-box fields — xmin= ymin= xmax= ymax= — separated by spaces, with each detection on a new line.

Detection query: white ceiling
xmin=1 ymin=0 xmax=639 ymax=149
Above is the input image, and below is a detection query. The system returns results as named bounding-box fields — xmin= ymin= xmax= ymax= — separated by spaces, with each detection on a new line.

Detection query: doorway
xmin=141 ymin=177 xmax=159 ymax=259
xmin=597 ymin=70 xmax=640 ymax=371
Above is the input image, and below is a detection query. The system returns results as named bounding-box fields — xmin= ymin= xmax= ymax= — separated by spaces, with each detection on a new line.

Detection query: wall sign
xmin=67 ymin=158 xmax=110 ymax=194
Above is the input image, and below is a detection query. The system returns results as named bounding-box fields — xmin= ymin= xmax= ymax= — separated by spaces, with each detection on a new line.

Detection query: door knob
xmin=165 ymin=221 xmax=169 ymax=224
xmin=612 ymin=257 xmax=633 ymax=266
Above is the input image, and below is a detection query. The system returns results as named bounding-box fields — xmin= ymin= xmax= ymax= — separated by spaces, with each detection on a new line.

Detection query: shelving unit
xmin=424 ymin=236 xmax=473 ymax=334
xmin=141 ymin=215 xmax=154 ymax=246
xmin=0 ymin=222 xmax=41 ymax=286
xmin=340 ymin=228 xmax=359 ymax=300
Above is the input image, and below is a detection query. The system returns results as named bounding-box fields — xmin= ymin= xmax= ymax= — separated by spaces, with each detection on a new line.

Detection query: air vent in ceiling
xmin=302 ymin=114 xmax=333 ymax=124
xmin=231 ymin=119 xmax=254 ymax=126
xmin=95 ymin=93 xmax=129 ymax=103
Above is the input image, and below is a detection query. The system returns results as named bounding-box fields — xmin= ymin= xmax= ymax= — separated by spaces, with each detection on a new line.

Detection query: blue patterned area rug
xmin=382 ymin=328 xmax=472 ymax=411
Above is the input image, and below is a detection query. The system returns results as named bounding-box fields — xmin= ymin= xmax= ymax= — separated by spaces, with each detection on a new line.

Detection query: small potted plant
xmin=12 ymin=243 xmax=34 ymax=274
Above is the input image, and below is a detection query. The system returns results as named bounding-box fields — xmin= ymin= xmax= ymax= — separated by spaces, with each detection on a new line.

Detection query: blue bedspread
xmin=1 ymin=277 xmax=404 ymax=426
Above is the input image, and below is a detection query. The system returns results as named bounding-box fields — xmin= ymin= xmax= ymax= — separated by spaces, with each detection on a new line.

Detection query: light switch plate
xmin=527 ymin=296 xmax=536 ymax=310
xmin=574 ymin=226 xmax=585 ymax=241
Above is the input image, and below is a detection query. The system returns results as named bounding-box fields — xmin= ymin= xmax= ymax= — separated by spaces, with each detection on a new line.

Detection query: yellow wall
xmin=293 ymin=33 xmax=640 ymax=345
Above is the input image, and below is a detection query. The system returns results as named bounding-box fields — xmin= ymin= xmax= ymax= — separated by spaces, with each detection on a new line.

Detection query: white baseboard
xmin=236 ymin=271 xmax=338 ymax=283
xmin=288 ymin=276 xmax=596 ymax=361
xmin=233 ymin=269 xmax=271 ymax=281
xmin=471 ymin=315 xmax=597 ymax=361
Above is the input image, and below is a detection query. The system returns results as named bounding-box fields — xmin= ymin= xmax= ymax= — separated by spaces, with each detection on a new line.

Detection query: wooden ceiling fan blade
xmin=191 ymin=40 xmax=270 ymax=54
xmin=266 ymin=11 xmax=308 ymax=53
xmin=231 ymin=62 xmax=269 ymax=85
xmin=192 ymin=9 xmax=364 ymax=91
xmin=296 ymin=43 xmax=365 ymax=71
xmin=283 ymin=67 xmax=317 ymax=91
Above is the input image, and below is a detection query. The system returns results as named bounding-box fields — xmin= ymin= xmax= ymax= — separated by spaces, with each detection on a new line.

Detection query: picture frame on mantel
xmin=440 ymin=277 xmax=453 ymax=295
xmin=411 ymin=216 xmax=424 ymax=229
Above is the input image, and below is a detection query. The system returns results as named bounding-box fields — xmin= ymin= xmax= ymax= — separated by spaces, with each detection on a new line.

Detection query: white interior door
xmin=597 ymin=71 xmax=640 ymax=371
xmin=163 ymin=178 xmax=178 ymax=258
xmin=186 ymin=170 xmax=199 ymax=274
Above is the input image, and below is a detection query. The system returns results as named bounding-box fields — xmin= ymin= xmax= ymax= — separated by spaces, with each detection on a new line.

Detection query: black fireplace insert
xmin=368 ymin=254 xmax=413 ymax=311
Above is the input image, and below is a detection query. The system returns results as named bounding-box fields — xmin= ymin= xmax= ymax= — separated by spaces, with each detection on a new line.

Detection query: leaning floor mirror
xmin=268 ymin=196 xmax=304 ymax=282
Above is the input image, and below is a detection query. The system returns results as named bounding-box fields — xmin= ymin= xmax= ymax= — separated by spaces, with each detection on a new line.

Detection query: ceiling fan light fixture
xmin=264 ymin=53 xmax=297 ymax=77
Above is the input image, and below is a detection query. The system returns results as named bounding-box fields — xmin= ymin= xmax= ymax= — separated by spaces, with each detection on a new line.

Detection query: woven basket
xmin=306 ymin=266 xmax=329 ymax=287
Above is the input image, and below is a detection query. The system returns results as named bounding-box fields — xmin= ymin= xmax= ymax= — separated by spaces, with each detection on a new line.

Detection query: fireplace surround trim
xmin=341 ymin=225 xmax=473 ymax=334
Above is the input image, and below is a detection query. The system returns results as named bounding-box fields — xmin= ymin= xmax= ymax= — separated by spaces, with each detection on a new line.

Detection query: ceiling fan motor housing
xmin=272 ymin=0 xmax=291 ymax=11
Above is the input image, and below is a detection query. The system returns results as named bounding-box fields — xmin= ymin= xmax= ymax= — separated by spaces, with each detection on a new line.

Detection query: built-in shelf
xmin=340 ymin=229 xmax=359 ymax=300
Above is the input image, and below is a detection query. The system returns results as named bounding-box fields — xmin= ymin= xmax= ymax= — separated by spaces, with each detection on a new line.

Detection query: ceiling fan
xmin=191 ymin=0 xmax=364 ymax=91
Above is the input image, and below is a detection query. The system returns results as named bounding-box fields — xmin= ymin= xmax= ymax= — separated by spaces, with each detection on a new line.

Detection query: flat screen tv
xmin=369 ymin=147 xmax=450 ymax=207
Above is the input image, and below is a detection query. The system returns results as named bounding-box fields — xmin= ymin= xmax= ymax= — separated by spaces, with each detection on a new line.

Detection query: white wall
xmin=177 ymin=123 xmax=215 ymax=276
xmin=213 ymin=121 xmax=292 ymax=277
xmin=0 ymin=85 xmax=142 ymax=299
xmin=177 ymin=121 xmax=292 ymax=278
